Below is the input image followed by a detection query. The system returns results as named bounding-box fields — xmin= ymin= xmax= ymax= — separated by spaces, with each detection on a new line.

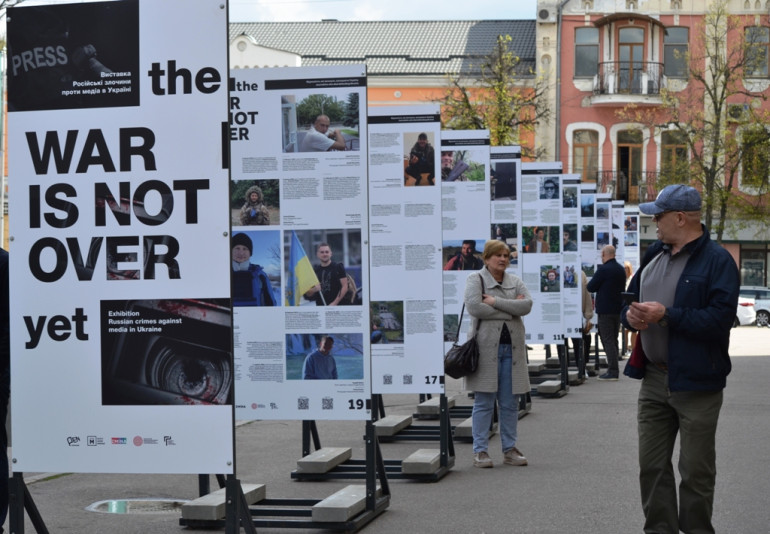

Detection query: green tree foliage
xmin=343 ymin=92 xmax=359 ymax=129
xmin=296 ymin=94 xmax=344 ymax=127
xmin=437 ymin=35 xmax=551 ymax=158
xmin=618 ymin=1 xmax=770 ymax=242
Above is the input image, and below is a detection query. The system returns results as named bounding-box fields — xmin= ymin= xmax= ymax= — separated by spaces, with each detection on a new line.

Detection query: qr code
xmin=322 ymin=397 xmax=334 ymax=410
xmin=402 ymin=374 xmax=413 ymax=385
xmin=537 ymin=333 xmax=545 ymax=341
xmin=297 ymin=397 xmax=309 ymax=410
xmin=383 ymin=374 xmax=393 ymax=385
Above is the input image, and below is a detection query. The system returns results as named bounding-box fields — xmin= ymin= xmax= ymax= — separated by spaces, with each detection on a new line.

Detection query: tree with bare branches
xmin=617 ymin=0 xmax=770 ymax=242
xmin=437 ymin=34 xmax=551 ymax=158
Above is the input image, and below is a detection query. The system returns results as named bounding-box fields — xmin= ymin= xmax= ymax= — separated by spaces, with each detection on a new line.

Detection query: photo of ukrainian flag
xmin=286 ymin=230 xmax=319 ymax=306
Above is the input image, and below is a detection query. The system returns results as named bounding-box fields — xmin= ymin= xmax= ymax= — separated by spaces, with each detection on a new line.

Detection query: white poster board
xmin=561 ymin=175 xmax=583 ymax=339
xmin=7 ymin=0 xmax=233 ymax=474
xmin=490 ymin=146 xmax=523 ymax=278
xmin=228 ymin=66 xmax=371 ymax=420
xmin=367 ymin=106 xmax=443 ymax=393
xmin=520 ymin=162 xmax=564 ymax=345
xmin=440 ymin=130 xmax=491 ymax=351
xmin=622 ymin=207 xmax=641 ymax=273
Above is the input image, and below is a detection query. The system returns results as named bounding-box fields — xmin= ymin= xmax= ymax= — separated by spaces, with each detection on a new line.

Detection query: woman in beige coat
xmin=464 ymin=240 xmax=532 ymax=468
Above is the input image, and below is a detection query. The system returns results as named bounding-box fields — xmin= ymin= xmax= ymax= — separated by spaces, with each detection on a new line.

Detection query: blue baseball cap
xmin=639 ymin=184 xmax=701 ymax=215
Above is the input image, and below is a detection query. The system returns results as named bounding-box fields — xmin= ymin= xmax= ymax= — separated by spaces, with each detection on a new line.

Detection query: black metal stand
xmin=9 ymin=472 xmax=49 ymax=534
xmin=184 ymin=422 xmax=389 ymax=532
xmin=292 ymin=395 xmax=454 ymax=481
xmin=225 ymin=475 xmax=258 ymax=534
xmin=530 ymin=343 xmax=570 ymax=397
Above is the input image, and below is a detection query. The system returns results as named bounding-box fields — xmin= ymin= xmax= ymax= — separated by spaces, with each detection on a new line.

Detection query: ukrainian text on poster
xmin=8 ymin=0 xmax=233 ymax=474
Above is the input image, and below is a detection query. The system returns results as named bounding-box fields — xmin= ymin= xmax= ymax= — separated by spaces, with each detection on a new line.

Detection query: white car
xmin=739 ymin=286 xmax=770 ymax=327
xmin=735 ymin=297 xmax=757 ymax=327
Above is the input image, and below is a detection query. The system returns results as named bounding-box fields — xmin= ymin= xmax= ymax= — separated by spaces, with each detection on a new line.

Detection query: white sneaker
xmin=503 ymin=447 xmax=528 ymax=466
xmin=473 ymin=451 xmax=493 ymax=468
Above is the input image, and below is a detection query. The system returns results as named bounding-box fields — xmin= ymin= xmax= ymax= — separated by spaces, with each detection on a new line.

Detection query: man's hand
xmin=304 ymin=284 xmax=321 ymax=297
xmin=627 ymin=301 xmax=666 ymax=330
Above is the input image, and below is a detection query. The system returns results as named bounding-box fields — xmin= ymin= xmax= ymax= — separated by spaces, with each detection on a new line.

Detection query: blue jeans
xmin=471 ymin=343 xmax=518 ymax=453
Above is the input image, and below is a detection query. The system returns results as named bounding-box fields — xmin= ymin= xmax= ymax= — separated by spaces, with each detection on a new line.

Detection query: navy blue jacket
xmin=586 ymin=257 xmax=626 ymax=314
xmin=621 ymin=227 xmax=739 ymax=391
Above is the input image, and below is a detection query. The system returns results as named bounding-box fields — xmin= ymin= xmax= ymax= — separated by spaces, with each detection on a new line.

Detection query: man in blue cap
xmin=621 ymin=184 xmax=739 ymax=534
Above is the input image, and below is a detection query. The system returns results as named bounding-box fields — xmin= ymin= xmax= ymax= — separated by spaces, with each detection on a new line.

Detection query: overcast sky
xmin=229 ymin=0 xmax=538 ymax=22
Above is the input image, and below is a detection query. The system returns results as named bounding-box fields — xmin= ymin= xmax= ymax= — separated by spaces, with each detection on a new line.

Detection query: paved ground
xmin=7 ymin=326 xmax=770 ymax=533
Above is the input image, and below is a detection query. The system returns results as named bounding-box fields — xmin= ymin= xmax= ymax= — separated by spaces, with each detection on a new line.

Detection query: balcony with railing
xmin=591 ymin=61 xmax=664 ymax=106
xmin=595 ymin=170 xmax=661 ymax=204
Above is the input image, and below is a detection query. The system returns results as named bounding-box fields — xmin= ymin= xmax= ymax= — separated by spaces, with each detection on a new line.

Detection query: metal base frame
xmin=9 ymin=473 xmax=50 ymax=534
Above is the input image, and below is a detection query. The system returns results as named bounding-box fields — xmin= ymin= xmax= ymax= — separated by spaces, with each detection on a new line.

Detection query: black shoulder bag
xmin=444 ymin=274 xmax=484 ymax=379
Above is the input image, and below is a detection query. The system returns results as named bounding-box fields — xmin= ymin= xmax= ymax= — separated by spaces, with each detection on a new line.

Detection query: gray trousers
xmin=638 ymin=365 xmax=723 ymax=534
xmin=598 ymin=313 xmax=620 ymax=374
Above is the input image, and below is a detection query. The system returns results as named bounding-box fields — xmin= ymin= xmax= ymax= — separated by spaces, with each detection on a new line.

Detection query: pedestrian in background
xmin=587 ymin=245 xmax=626 ymax=380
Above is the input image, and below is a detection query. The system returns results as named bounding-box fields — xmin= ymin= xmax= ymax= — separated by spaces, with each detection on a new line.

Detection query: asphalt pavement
xmin=7 ymin=326 xmax=770 ymax=533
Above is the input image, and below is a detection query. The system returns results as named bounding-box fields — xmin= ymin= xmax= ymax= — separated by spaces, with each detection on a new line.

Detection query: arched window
xmin=661 ymin=131 xmax=688 ymax=179
xmin=573 ymin=130 xmax=599 ymax=181
xmin=741 ymin=127 xmax=770 ymax=189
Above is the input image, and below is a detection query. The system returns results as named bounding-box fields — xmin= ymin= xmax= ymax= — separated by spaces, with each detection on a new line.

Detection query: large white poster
xmin=623 ymin=207 xmax=641 ymax=273
xmin=520 ymin=163 xmax=564 ymax=345
xmin=579 ymin=183 xmax=598 ymax=280
xmin=228 ymin=66 xmax=371 ymax=420
xmin=440 ymin=131 xmax=491 ymax=352
xmin=8 ymin=0 xmax=233 ymax=474
xmin=612 ymin=200 xmax=626 ymax=262
xmin=367 ymin=106 xmax=443 ymax=393
xmin=561 ymin=175 xmax=583 ymax=339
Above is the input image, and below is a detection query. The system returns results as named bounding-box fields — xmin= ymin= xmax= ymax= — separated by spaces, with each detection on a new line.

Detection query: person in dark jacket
xmin=231 ymin=233 xmax=277 ymax=307
xmin=404 ymin=133 xmax=435 ymax=186
xmin=621 ymin=184 xmax=739 ymax=534
xmin=587 ymin=244 xmax=626 ymax=380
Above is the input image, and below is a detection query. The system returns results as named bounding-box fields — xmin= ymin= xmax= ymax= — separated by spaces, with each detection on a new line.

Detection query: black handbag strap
xmin=456 ymin=273 xmax=485 ymax=339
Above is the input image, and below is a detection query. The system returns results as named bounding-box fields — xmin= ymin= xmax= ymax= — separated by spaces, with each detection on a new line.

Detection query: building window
xmin=664 ymin=27 xmax=689 ymax=78
xmin=619 ymin=27 xmax=645 ymax=93
xmin=661 ymin=130 xmax=688 ymax=179
xmin=617 ymin=129 xmax=643 ymax=202
xmin=573 ymin=130 xmax=599 ymax=181
xmin=740 ymin=246 xmax=767 ymax=287
xmin=575 ymin=27 xmax=599 ymax=77
xmin=741 ymin=127 xmax=770 ymax=188
xmin=745 ymin=26 xmax=770 ymax=77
